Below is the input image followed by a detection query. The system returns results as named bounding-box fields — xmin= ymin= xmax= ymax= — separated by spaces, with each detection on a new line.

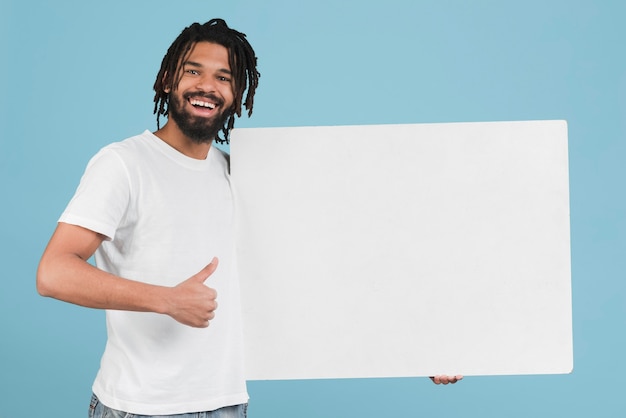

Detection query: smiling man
xmin=37 ymin=20 xmax=259 ymax=418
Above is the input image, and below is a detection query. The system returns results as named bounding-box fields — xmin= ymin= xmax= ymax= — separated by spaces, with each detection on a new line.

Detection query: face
xmin=166 ymin=42 xmax=235 ymax=143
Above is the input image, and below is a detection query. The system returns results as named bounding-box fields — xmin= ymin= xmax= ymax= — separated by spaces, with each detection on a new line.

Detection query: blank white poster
xmin=230 ymin=120 xmax=572 ymax=380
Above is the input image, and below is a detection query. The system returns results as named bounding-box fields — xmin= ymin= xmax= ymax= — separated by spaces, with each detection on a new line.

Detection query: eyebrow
xmin=183 ymin=60 xmax=232 ymax=75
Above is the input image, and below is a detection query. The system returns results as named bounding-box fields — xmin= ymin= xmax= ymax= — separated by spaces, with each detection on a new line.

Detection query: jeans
xmin=88 ymin=394 xmax=248 ymax=418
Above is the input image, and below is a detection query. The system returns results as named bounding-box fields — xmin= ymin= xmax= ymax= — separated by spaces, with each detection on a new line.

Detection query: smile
xmin=189 ymin=98 xmax=217 ymax=110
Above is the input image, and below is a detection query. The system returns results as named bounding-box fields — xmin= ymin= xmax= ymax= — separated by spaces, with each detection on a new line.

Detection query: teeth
xmin=190 ymin=99 xmax=216 ymax=109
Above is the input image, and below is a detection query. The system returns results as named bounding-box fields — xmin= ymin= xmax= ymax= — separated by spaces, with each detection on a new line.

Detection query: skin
xmin=36 ymin=42 xmax=234 ymax=328
xmin=430 ymin=375 xmax=463 ymax=385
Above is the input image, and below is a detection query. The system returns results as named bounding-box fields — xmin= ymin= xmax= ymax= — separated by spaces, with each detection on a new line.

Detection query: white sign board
xmin=231 ymin=120 xmax=572 ymax=380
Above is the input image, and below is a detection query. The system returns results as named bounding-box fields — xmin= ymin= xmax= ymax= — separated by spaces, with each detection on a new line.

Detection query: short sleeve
xmin=59 ymin=148 xmax=131 ymax=240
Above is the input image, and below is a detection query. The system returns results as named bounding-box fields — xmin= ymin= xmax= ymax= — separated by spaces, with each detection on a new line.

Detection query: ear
xmin=162 ymin=71 xmax=171 ymax=93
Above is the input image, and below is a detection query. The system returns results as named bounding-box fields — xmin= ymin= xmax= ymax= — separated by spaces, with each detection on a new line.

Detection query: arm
xmin=36 ymin=222 xmax=218 ymax=328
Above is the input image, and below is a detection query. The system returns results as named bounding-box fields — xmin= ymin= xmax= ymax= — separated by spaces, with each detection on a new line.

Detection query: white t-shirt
xmin=60 ymin=130 xmax=248 ymax=415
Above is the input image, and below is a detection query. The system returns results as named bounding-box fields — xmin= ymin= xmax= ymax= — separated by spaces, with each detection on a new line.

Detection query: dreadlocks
xmin=153 ymin=19 xmax=260 ymax=144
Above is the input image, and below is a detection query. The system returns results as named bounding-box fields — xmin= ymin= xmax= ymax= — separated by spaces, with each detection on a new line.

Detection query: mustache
xmin=182 ymin=91 xmax=225 ymax=107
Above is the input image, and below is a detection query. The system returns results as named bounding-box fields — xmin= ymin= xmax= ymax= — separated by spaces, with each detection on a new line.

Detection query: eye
xmin=218 ymin=76 xmax=231 ymax=82
xmin=185 ymin=69 xmax=200 ymax=76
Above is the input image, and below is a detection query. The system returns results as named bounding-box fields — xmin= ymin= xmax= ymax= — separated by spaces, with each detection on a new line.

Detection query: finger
xmin=431 ymin=375 xmax=463 ymax=385
xmin=192 ymin=257 xmax=219 ymax=283
xmin=446 ymin=375 xmax=462 ymax=384
xmin=431 ymin=376 xmax=442 ymax=384
xmin=442 ymin=375 xmax=463 ymax=384
xmin=194 ymin=309 xmax=217 ymax=328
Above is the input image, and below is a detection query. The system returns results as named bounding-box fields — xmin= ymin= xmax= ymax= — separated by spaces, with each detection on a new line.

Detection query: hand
xmin=430 ymin=375 xmax=463 ymax=385
xmin=166 ymin=258 xmax=219 ymax=327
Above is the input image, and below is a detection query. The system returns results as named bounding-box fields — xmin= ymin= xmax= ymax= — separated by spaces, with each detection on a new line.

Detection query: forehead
xmin=182 ymin=41 xmax=231 ymax=70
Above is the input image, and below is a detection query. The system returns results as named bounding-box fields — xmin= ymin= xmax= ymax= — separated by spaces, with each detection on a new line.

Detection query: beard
xmin=167 ymin=91 xmax=230 ymax=144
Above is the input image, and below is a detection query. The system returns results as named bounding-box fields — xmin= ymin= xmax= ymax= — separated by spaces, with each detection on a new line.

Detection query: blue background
xmin=1 ymin=0 xmax=624 ymax=416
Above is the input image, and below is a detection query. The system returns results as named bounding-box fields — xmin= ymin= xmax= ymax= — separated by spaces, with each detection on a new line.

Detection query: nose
xmin=195 ymin=74 xmax=216 ymax=92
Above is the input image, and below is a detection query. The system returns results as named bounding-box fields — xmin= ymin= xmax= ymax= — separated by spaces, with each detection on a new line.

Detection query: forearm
xmin=37 ymin=223 xmax=219 ymax=327
xmin=37 ymin=252 xmax=169 ymax=314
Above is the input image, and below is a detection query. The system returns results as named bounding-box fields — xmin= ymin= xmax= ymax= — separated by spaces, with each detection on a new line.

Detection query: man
xmin=38 ymin=19 xmax=258 ymax=417
xmin=37 ymin=18 xmax=460 ymax=418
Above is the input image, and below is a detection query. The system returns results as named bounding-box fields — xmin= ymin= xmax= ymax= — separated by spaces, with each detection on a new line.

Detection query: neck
xmin=153 ymin=121 xmax=212 ymax=160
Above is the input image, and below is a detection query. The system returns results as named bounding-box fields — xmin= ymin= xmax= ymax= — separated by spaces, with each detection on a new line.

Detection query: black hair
xmin=153 ymin=19 xmax=260 ymax=144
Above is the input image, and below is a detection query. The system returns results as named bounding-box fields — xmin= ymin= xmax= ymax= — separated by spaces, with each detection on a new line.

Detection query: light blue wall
xmin=1 ymin=0 xmax=624 ymax=416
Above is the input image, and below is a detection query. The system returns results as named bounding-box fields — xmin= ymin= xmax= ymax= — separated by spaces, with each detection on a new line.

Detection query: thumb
xmin=191 ymin=257 xmax=219 ymax=283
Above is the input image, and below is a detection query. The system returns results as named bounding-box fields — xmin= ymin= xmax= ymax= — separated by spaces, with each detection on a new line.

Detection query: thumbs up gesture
xmin=166 ymin=258 xmax=219 ymax=327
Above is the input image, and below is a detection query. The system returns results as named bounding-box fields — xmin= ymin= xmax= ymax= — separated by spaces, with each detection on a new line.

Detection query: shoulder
xmin=80 ymin=132 xmax=155 ymax=181
xmin=104 ymin=131 xmax=155 ymax=155
xmin=90 ymin=131 xmax=157 ymax=166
